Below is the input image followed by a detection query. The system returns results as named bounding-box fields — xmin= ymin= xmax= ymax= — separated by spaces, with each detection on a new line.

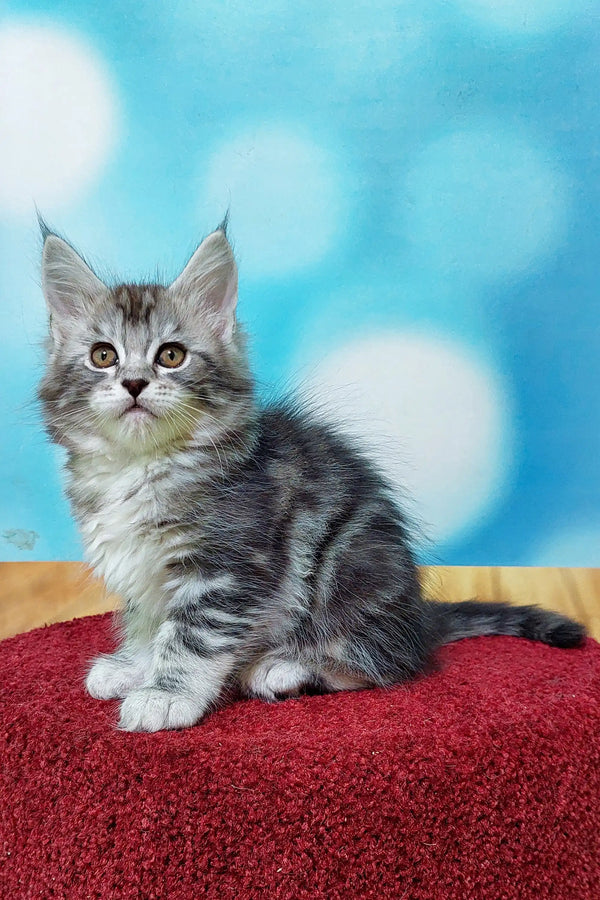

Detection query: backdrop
xmin=0 ymin=1 xmax=598 ymax=565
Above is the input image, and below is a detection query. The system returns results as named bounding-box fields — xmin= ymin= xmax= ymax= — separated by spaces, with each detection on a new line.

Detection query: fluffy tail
xmin=432 ymin=599 xmax=586 ymax=649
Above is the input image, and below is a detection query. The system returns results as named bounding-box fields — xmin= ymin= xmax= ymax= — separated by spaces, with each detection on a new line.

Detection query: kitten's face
xmin=39 ymin=231 xmax=253 ymax=456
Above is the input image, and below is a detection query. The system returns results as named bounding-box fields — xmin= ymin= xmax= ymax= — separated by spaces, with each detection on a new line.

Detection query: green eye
xmin=156 ymin=344 xmax=186 ymax=368
xmin=90 ymin=344 xmax=118 ymax=368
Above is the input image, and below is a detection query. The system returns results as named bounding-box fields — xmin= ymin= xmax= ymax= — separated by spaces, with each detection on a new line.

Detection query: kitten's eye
xmin=90 ymin=344 xmax=118 ymax=368
xmin=156 ymin=344 xmax=186 ymax=368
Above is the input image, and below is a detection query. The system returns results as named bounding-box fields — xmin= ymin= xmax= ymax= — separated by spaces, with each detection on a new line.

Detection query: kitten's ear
xmin=169 ymin=229 xmax=238 ymax=342
xmin=41 ymin=235 xmax=105 ymax=336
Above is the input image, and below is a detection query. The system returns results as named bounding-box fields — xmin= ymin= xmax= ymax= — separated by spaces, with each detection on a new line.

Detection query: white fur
xmin=118 ymin=688 xmax=204 ymax=732
xmin=241 ymin=656 xmax=311 ymax=701
xmin=86 ymin=650 xmax=152 ymax=699
xmin=72 ymin=453 xmax=187 ymax=643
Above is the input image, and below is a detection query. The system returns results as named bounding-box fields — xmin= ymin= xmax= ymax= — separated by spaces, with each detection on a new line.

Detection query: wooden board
xmin=1 ymin=562 xmax=599 ymax=642
xmin=0 ymin=562 xmax=118 ymax=641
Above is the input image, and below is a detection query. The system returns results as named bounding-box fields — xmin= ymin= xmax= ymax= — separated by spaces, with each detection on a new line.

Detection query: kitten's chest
xmin=71 ymin=457 xmax=179 ymax=607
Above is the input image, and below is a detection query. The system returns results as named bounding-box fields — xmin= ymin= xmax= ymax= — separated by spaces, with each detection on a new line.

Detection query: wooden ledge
xmin=1 ymin=562 xmax=599 ymax=642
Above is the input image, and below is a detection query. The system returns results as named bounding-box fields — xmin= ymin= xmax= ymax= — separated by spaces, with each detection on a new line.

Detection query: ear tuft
xmin=36 ymin=210 xmax=53 ymax=243
xmin=216 ymin=210 xmax=230 ymax=237
xmin=169 ymin=228 xmax=238 ymax=342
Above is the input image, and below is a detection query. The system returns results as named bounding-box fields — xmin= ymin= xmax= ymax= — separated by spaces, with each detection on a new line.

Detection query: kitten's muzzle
xmin=122 ymin=378 xmax=149 ymax=399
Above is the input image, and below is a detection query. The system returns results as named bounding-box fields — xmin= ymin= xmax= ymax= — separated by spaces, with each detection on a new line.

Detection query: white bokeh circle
xmin=200 ymin=126 xmax=345 ymax=278
xmin=301 ymin=332 xmax=511 ymax=543
xmin=403 ymin=126 xmax=569 ymax=285
xmin=0 ymin=22 xmax=118 ymax=215
xmin=454 ymin=0 xmax=589 ymax=34
xmin=530 ymin=525 xmax=600 ymax=567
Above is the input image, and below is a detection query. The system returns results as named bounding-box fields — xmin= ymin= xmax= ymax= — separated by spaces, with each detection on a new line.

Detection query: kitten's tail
xmin=431 ymin=599 xmax=586 ymax=649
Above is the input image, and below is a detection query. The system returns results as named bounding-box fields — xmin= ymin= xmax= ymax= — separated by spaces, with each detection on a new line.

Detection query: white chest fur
xmin=70 ymin=454 xmax=180 ymax=633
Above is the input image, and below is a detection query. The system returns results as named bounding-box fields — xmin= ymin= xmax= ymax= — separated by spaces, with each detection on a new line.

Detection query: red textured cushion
xmin=1 ymin=614 xmax=599 ymax=899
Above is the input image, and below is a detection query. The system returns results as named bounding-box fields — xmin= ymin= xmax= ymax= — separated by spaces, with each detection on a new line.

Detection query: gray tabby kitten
xmin=39 ymin=224 xmax=585 ymax=732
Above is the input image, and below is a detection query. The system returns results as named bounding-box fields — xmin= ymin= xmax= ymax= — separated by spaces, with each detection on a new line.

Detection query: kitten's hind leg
xmin=241 ymin=654 xmax=313 ymax=702
xmin=318 ymin=671 xmax=372 ymax=692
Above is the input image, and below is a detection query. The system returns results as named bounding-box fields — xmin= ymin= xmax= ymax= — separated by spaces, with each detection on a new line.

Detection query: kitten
xmin=38 ymin=224 xmax=586 ymax=732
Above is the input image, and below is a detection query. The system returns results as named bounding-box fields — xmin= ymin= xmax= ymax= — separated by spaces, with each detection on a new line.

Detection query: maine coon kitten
xmin=38 ymin=224 xmax=586 ymax=732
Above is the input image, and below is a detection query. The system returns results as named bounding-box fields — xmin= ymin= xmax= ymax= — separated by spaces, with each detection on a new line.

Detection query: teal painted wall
xmin=1 ymin=1 xmax=598 ymax=565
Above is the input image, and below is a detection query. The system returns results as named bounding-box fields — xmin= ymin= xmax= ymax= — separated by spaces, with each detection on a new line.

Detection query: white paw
xmin=86 ymin=653 xmax=149 ymax=700
xmin=243 ymin=658 xmax=310 ymax=701
xmin=118 ymin=688 xmax=206 ymax=732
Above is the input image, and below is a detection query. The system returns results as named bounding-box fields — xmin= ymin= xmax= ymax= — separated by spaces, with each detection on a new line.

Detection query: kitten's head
xmin=39 ymin=227 xmax=254 ymax=457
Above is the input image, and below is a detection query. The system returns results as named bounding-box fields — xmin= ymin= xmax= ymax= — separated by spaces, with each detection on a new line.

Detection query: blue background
xmin=0 ymin=0 xmax=598 ymax=565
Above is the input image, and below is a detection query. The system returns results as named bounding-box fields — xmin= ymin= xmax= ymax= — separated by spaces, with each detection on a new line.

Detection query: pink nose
xmin=121 ymin=379 xmax=149 ymax=399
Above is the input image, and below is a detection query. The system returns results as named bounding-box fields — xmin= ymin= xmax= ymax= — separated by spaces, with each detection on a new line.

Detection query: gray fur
xmin=38 ymin=228 xmax=586 ymax=732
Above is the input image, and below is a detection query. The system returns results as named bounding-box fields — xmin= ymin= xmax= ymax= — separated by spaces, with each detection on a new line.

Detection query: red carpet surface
xmin=1 ymin=614 xmax=600 ymax=900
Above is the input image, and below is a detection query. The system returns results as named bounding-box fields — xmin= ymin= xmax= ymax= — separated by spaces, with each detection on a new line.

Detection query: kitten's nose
xmin=122 ymin=378 xmax=149 ymax=399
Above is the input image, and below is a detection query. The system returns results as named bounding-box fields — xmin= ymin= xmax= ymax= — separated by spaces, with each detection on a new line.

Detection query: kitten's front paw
xmin=86 ymin=654 xmax=148 ymax=700
xmin=118 ymin=688 xmax=205 ymax=732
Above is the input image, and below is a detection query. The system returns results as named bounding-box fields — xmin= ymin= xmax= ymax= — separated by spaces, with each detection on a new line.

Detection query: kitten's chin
xmin=119 ymin=410 xmax=158 ymax=444
xmin=99 ymin=404 xmax=201 ymax=455
xmin=112 ymin=415 xmax=178 ymax=452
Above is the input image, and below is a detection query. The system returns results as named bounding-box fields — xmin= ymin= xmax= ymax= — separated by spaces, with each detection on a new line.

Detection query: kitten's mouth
xmin=122 ymin=402 xmax=156 ymax=419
